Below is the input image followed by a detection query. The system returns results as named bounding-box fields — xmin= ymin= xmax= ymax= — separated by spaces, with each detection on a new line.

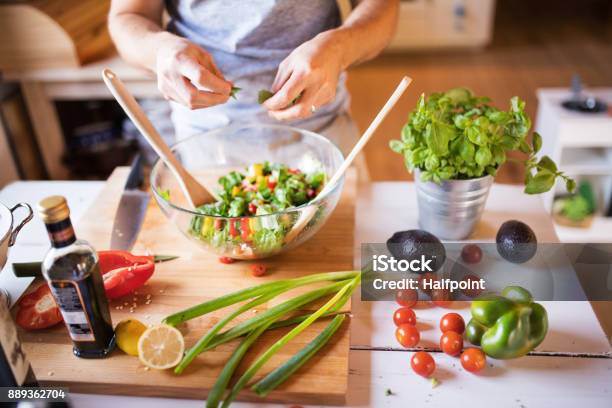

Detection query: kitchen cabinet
xmin=535 ymin=88 xmax=612 ymax=243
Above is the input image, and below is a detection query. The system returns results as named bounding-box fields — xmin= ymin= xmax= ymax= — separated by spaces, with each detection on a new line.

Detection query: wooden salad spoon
xmin=102 ymin=68 xmax=216 ymax=208
xmin=284 ymin=76 xmax=413 ymax=244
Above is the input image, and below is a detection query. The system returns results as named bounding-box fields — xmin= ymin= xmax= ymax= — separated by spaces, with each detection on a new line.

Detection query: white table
xmin=1 ymin=181 xmax=610 ymax=407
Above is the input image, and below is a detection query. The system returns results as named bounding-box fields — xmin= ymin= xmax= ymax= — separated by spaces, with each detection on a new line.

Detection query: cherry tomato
xmin=214 ymin=219 xmax=225 ymax=231
xmin=461 ymin=244 xmax=483 ymax=264
xmin=267 ymin=179 xmax=277 ymax=191
xmin=440 ymin=312 xmax=465 ymax=334
xmin=16 ymin=284 xmax=63 ymax=330
xmin=419 ymin=272 xmax=439 ymax=295
xmin=461 ymin=348 xmax=486 ymax=373
xmin=431 ymin=287 xmax=453 ymax=308
xmin=229 ymin=219 xmax=239 ymax=237
xmin=250 ymin=264 xmax=267 ymax=277
xmin=461 ymin=274 xmax=484 ymax=298
xmin=395 ymin=323 xmax=420 ymax=348
xmin=411 ymin=351 xmax=435 ymax=377
xmin=248 ymin=202 xmax=258 ymax=215
xmin=395 ymin=289 xmax=418 ymax=307
xmin=440 ymin=331 xmax=463 ymax=356
xmin=393 ymin=307 xmax=416 ymax=326
xmin=240 ymin=218 xmax=252 ymax=242
xmin=219 ymin=256 xmax=236 ymax=264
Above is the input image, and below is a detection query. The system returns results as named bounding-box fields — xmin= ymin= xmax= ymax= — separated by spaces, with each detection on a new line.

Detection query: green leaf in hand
xmin=258 ymin=90 xmax=275 ymax=104
xmin=258 ymin=89 xmax=301 ymax=106
xmin=230 ymin=86 xmax=241 ymax=99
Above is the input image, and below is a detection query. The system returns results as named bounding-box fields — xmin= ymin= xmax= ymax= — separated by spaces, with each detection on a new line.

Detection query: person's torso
xmin=165 ymin=0 xmax=349 ymax=135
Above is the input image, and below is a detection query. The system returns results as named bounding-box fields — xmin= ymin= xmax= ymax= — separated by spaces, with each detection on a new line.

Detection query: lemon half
xmin=137 ymin=324 xmax=185 ymax=370
xmin=115 ymin=319 xmax=148 ymax=356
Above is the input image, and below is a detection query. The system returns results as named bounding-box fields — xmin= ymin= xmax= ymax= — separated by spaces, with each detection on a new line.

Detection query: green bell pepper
xmin=465 ymin=286 xmax=548 ymax=359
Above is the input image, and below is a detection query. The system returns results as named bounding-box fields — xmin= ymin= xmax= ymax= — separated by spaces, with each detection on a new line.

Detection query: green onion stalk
xmin=163 ymin=271 xmax=358 ymax=326
xmin=175 ymin=278 xmax=350 ymax=374
xmin=219 ymin=273 xmax=360 ymax=407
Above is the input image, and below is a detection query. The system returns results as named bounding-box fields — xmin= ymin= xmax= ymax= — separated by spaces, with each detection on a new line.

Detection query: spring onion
xmin=175 ymin=287 xmax=285 ymax=374
xmin=196 ymin=277 xmax=356 ymax=355
xmin=252 ymin=314 xmax=346 ymax=396
xmin=177 ymin=279 xmax=350 ymax=372
xmin=163 ymin=271 xmax=358 ymax=326
xmin=220 ymin=274 xmax=360 ymax=407
xmin=206 ymin=321 xmax=271 ymax=408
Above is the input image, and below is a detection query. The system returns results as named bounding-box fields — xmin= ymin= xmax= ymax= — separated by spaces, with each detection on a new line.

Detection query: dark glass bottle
xmin=38 ymin=196 xmax=115 ymax=358
xmin=0 ymin=291 xmax=38 ymax=387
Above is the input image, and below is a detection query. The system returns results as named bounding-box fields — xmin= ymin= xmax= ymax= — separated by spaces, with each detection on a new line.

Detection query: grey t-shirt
xmin=165 ymin=0 xmax=350 ymax=137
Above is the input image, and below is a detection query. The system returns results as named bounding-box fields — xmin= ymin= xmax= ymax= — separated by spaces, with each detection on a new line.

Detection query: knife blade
xmin=110 ymin=154 xmax=150 ymax=251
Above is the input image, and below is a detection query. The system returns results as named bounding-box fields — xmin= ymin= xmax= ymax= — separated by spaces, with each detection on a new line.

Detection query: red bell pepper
xmin=99 ymin=251 xmax=155 ymax=300
xmin=267 ymin=179 xmax=277 ymax=191
xmin=16 ymin=284 xmax=63 ymax=330
xmin=229 ymin=219 xmax=240 ymax=238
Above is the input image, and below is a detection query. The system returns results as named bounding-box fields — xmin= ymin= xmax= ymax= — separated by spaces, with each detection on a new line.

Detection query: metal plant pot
xmin=414 ymin=169 xmax=493 ymax=240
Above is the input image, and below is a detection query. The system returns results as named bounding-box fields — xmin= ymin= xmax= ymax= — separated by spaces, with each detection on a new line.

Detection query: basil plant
xmin=389 ymin=88 xmax=574 ymax=194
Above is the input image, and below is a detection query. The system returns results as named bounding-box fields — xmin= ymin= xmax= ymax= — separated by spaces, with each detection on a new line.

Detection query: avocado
xmin=496 ymin=220 xmax=537 ymax=264
xmin=386 ymin=229 xmax=446 ymax=273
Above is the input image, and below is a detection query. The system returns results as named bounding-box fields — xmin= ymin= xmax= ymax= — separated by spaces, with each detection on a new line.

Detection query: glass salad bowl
xmin=150 ymin=124 xmax=345 ymax=259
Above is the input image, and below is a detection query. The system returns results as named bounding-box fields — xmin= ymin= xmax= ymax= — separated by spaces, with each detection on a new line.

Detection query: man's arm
xmin=334 ymin=0 xmax=400 ymax=68
xmin=265 ymin=0 xmax=399 ymax=121
xmin=108 ymin=0 xmax=231 ymax=109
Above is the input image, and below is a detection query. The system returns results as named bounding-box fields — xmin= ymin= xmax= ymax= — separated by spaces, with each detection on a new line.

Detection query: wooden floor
xmin=347 ymin=2 xmax=612 ymax=182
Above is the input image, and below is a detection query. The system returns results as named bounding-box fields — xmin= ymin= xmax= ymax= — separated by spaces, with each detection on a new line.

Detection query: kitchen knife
xmin=12 ymin=254 xmax=179 ymax=278
xmin=110 ymin=154 xmax=150 ymax=251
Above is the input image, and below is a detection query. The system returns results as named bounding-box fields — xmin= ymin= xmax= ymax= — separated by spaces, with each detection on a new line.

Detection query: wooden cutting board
xmin=19 ymin=167 xmax=356 ymax=405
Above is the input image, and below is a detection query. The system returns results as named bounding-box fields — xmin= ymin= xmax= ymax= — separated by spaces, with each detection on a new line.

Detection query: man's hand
xmin=156 ymin=35 xmax=233 ymax=109
xmin=264 ymin=31 xmax=344 ymax=121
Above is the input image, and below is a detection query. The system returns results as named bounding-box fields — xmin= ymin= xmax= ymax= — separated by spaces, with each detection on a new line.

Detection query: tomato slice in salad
xmin=16 ymin=284 xmax=63 ymax=330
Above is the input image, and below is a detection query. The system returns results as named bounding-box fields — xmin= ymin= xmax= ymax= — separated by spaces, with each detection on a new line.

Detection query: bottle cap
xmin=38 ymin=196 xmax=70 ymax=224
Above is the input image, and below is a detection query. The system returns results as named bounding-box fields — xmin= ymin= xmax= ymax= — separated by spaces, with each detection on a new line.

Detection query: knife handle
xmin=12 ymin=262 xmax=43 ymax=278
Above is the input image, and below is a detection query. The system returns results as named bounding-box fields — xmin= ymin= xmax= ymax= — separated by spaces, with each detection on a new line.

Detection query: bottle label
xmin=49 ymin=281 xmax=95 ymax=342
xmin=0 ymin=300 xmax=29 ymax=385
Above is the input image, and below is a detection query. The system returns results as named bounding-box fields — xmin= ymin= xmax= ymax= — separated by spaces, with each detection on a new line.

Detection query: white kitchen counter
xmin=1 ymin=180 xmax=610 ymax=408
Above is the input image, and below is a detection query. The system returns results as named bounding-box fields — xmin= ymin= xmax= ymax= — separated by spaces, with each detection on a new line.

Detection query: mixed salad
xmin=188 ymin=162 xmax=326 ymax=257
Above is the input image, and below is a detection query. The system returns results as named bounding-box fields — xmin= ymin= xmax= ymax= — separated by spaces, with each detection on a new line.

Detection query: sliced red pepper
xmin=98 ymin=251 xmax=155 ymax=300
xmin=16 ymin=284 xmax=63 ymax=330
